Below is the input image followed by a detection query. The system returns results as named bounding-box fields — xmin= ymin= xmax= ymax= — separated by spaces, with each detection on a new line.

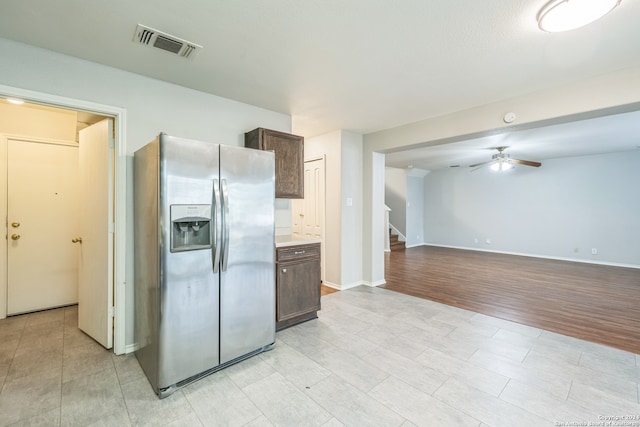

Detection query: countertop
xmin=275 ymin=235 xmax=322 ymax=248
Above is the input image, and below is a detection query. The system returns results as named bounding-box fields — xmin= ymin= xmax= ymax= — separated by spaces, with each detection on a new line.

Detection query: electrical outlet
xmin=591 ymin=248 xmax=598 ymax=255
xmin=485 ymin=238 xmax=491 ymax=245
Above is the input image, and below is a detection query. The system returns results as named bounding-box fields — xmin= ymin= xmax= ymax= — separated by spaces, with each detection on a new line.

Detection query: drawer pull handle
xmin=294 ymin=250 xmax=306 ymax=255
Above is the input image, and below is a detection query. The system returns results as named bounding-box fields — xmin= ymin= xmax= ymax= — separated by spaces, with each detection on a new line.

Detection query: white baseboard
xmin=322 ymin=281 xmax=342 ymax=290
xmin=362 ymin=279 xmax=386 ymax=287
xmin=421 ymin=243 xmax=640 ymax=270
xmin=323 ymin=280 xmax=364 ymax=291
xmin=342 ymin=281 xmax=365 ymax=290
xmin=124 ymin=343 xmax=138 ymax=354
xmin=324 ymin=280 xmax=385 ymax=290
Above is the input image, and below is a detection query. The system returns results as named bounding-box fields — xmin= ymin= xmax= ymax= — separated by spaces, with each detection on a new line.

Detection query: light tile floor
xmin=1 ymin=286 xmax=638 ymax=426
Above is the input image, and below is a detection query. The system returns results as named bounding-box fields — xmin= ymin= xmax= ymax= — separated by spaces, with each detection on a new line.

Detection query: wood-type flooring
xmin=382 ymin=245 xmax=640 ymax=354
xmin=321 ymin=284 xmax=340 ymax=296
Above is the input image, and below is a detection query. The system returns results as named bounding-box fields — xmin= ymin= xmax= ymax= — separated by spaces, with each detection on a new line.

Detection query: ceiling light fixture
xmin=537 ymin=0 xmax=621 ymax=32
xmin=490 ymin=161 xmax=513 ymax=172
xmin=6 ymin=98 xmax=25 ymax=105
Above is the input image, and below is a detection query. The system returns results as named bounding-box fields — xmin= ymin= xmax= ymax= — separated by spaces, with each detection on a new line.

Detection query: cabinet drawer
xmin=276 ymin=244 xmax=320 ymax=262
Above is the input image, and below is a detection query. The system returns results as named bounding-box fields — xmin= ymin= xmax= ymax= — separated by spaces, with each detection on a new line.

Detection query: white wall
xmin=305 ymin=130 xmax=363 ymax=289
xmin=405 ymin=173 xmax=424 ymax=247
xmin=384 ymin=167 xmax=407 ymax=235
xmin=423 ymin=151 xmax=640 ymax=266
xmin=0 ymin=37 xmax=291 ymax=347
xmin=367 ymin=152 xmax=386 ymax=286
xmin=340 ymin=131 xmax=363 ymax=288
xmin=274 ymin=199 xmax=292 ymax=236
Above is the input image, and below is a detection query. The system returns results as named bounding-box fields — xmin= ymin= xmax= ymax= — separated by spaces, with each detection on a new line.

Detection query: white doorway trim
xmin=0 ymin=84 xmax=127 ymax=355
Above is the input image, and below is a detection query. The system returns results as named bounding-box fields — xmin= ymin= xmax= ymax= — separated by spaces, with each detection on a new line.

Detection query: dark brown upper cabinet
xmin=245 ymin=128 xmax=304 ymax=199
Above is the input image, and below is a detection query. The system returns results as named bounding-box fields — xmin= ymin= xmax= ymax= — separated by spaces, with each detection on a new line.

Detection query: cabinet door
xmin=262 ymin=130 xmax=304 ymax=199
xmin=277 ymin=259 xmax=320 ymax=322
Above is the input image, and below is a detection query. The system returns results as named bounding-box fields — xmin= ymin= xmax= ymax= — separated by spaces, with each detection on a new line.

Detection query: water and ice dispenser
xmin=170 ymin=205 xmax=212 ymax=252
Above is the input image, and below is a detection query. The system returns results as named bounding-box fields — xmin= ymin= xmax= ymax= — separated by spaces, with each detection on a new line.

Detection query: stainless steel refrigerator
xmin=134 ymin=133 xmax=275 ymax=398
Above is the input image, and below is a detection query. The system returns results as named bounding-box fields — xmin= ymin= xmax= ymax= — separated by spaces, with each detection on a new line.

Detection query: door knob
xmin=72 ymin=237 xmax=83 ymax=244
xmin=11 ymin=222 xmax=20 ymax=228
xmin=11 ymin=234 xmax=20 ymax=240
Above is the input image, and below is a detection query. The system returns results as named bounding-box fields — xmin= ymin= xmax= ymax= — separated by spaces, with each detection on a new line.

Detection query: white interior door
xmin=7 ymin=139 xmax=79 ymax=315
xmin=291 ymin=158 xmax=325 ymax=280
xmin=304 ymin=159 xmax=324 ymax=240
xmin=78 ymin=119 xmax=114 ymax=349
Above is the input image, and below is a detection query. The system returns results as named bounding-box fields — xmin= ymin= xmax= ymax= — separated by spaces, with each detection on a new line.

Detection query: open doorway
xmin=0 ymin=88 xmax=127 ymax=354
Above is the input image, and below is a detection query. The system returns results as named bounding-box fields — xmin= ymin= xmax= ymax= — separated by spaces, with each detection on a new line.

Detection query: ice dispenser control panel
xmin=170 ymin=204 xmax=212 ymax=252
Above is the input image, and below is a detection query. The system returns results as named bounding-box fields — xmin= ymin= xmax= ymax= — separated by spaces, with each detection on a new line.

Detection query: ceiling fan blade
xmin=508 ymin=158 xmax=542 ymax=167
xmin=469 ymin=160 xmax=492 ymax=168
xmin=471 ymin=160 xmax=496 ymax=172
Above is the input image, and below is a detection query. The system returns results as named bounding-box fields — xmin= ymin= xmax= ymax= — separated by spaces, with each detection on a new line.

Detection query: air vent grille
xmin=133 ymin=24 xmax=202 ymax=60
xmin=137 ymin=28 xmax=154 ymax=45
xmin=154 ymin=35 xmax=183 ymax=54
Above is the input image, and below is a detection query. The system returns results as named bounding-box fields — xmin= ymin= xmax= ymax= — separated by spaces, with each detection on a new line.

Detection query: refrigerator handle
xmin=212 ymin=179 xmax=222 ymax=273
xmin=221 ymin=179 xmax=230 ymax=272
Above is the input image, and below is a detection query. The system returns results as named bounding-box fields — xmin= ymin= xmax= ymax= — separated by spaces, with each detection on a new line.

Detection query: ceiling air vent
xmin=133 ymin=24 xmax=202 ymax=60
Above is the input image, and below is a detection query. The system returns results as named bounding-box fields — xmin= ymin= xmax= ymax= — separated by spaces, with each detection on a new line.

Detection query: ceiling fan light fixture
xmin=490 ymin=161 xmax=513 ymax=172
xmin=537 ymin=0 xmax=621 ymax=32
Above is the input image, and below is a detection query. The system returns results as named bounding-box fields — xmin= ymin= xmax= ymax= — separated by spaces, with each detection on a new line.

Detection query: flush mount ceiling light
xmin=537 ymin=0 xmax=621 ymax=32
xmin=6 ymin=98 xmax=25 ymax=105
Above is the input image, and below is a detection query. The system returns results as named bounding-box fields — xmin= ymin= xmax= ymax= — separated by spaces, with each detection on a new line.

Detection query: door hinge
xmin=110 ymin=120 xmax=116 ymax=146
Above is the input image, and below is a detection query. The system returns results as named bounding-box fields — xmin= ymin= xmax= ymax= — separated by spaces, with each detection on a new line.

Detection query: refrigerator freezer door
xmin=219 ymin=145 xmax=275 ymax=364
xmin=158 ymin=135 xmax=221 ymax=390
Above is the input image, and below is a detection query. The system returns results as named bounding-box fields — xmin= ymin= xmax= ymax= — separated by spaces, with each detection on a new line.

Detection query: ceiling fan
xmin=469 ymin=146 xmax=542 ymax=171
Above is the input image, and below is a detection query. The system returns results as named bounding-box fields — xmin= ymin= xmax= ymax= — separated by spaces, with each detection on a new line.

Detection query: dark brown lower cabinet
xmin=275 ymin=243 xmax=321 ymax=331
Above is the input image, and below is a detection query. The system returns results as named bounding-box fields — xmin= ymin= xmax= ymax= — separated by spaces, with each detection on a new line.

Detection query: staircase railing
xmin=389 ymin=223 xmax=406 ymax=242
xmin=384 ymin=205 xmax=391 ymax=252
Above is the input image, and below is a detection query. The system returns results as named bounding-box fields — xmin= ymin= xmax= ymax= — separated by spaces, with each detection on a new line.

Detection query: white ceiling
xmin=1 ymin=0 xmax=639 ymax=164
xmin=385 ymin=109 xmax=640 ymax=170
